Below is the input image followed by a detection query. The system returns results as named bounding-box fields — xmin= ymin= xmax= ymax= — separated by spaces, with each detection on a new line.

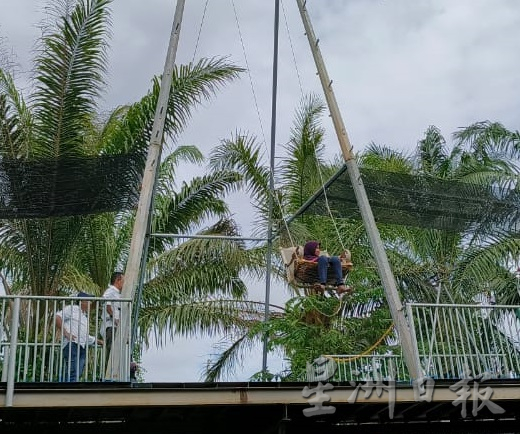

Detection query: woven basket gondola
xmin=294 ymin=258 xmax=353 ymax=287
xmin=280 ymin=246 xmax=353 ymax=287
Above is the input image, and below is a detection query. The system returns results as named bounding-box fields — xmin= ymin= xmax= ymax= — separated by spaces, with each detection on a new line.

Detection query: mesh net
xmin=291 ymin=164 xmax=519 ymax=233
xmin=0 ymin=153 xmax=142 ymax=218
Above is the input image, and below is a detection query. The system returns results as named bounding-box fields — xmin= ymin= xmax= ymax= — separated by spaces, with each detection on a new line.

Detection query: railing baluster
xmin=0 ymin=294 xmax=132 ymax=387
xmin=6 ymin=297 xmax=20 ymax=406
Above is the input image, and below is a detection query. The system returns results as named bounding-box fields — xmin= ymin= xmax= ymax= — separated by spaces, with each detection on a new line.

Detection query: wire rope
xmin=191 ymin=0 xmax=210 ymax=64
xmin=230 ymin=0 xmax=267 ymax=145
xmin=228 ymin=1 xmax=345 ymax=292
xmin=315 ymin=162 xmax=348 ymax=252
xmin=227 ymin=1 xmax=297 ymax=251
xmin=284 ymin=1 xmax=347 ymax=253
xmin=272 ymin=1 xmax=304 ymax=249
xmin=281 ymin=0 xmax=304 ymax=96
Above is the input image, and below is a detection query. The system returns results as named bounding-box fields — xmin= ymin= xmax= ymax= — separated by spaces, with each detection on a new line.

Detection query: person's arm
xmin=106 ymin=303 xmax=120 ymax=326
xmin=55 ymin=312 xmax=74 ymax=341
xmin=87 ymin=335 xmax=104 ymax=346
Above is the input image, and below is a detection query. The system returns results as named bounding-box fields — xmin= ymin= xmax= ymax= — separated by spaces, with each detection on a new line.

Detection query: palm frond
xmin=145 ymin=233 xmax=264 ymax=299
xmin=101 ymin=58 xmax=243 ymax=156
xmin=154 ymin=171 xmax=241 ymax=236
xmin=34 ymin=0 xmax=111 ymax=157
xmin=0 ymin=69 xmax=32 ymax=158
xmin=280 ymin=94 xmax=328 ymax=211
xmin=138 ymin=298 xmax=265 ymax=347
xmin=359 ymin=142 xmax=413 ymax=173
xmin=416 ymin=125 xmax=450 ymax=177
xmin=155 ymin=147 xmax=205 ymax=196
xmin=454 ymin=121 xmax=520 ymax=160
xmin=209 ymin=132 xmax=270 ymax=203
xmin=203 ymin=332 xmax=262 ymax=382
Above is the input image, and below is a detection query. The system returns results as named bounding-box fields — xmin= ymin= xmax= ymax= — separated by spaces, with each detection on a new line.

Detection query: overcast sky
xmin=1 ymin=0 xmax=520 ymax=382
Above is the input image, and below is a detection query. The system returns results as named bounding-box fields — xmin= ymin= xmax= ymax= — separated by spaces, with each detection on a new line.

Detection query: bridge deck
xmin=2 ymin=380 xmax=520 ymax=433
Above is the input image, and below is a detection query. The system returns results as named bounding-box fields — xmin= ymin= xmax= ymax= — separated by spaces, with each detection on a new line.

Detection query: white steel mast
xmin=295 ymin=0 xmax=420 ymax=380
xmin=108 ymin=0 xmax=186 ymax=380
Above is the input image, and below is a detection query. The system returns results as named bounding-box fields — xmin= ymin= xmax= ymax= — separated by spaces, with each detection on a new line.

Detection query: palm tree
xmin=1 ymin=0 xmax=288 ymax=382
xmin=205 ymin=101 xmax=520 ymax=380
xmin=358 ymin=123 xmax=520 ymax=378
xmin=359 ymin=124 xmax=520 ymax=305
xmin=451 ymin=121 xmax=520 ymax=304
xmin=203 ymin=94 xmax=397 ymax=381
xmin=0 ymin=0 xmax=244 ymax=298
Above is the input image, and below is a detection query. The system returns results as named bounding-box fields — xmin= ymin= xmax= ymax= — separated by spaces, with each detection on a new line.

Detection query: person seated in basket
xmin=303 ymin=240 xmax=351 ymax=296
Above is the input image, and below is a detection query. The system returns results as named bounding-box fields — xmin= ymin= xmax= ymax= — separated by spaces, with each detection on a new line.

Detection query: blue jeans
xmin=317 ymin=255 xmax=344 ymax=286
xmin=62 ymin=342 xmax=86 ymax=382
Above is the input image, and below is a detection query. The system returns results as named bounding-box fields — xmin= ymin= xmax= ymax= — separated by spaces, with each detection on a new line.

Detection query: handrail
xmin=0 ymin=294 xmax=133 ymax=406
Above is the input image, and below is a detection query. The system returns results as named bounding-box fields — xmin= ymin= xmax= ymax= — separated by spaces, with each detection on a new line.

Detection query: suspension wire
xmin=227 ymin=1 xmax=343 ymax=263
xmin=276 ymin=0 xmax=345 ymax=252
xmin=231 ymin=0 xmax=267 ymax=145
xmin=300 ymin=14 xmax=345 ymax=252
xmin=281 ymin=0 xmax=304 ymax=96
xmin=315 ymin=162 xmax=348 ymax=252
xmin=191 ymin=0 xmax=210 ymax=64
xmin=229 ymin=0 xmax=295 ymax=251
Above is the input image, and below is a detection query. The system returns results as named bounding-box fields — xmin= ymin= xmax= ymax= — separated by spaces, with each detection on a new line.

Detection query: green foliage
xmin=0 ymin=0 xmax=244 ymax=299
xmin=206 ymin=89 xmax=520 ymax=381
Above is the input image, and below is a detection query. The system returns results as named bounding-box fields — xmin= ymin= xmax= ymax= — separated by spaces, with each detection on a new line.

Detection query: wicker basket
xmin=294 ymin=258 xmax=353 ymax=287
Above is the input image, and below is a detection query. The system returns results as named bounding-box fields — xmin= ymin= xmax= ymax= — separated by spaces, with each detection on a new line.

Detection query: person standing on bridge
xmin=102 ymin=271 xmax=124 ymax=353
xmin=102 ymin=271 xmax=125 ymax=378
xmin=55 ymin=292 xmax=103 ymax=382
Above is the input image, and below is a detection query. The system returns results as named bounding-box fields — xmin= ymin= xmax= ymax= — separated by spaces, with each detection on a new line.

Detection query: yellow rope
xmin=324 ymin=323 xmax=395 ymax=363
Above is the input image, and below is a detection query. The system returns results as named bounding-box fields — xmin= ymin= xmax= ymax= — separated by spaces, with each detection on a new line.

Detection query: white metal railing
xmin=407 ymin=303 xmax=520 ymax=380
xmin=4 ymin=297 xmax=520 ymax=389
xmin=307 ymin=303 xmax=520 ymax=383
xmin=306 ymin=354 xmax=408 ymax=382
xmin=0 ymin=294 xmax=133 ymax=396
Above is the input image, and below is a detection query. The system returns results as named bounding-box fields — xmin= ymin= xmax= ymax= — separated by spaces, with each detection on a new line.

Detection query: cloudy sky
xmin=1 ymin=0 xmax=520 ymax=382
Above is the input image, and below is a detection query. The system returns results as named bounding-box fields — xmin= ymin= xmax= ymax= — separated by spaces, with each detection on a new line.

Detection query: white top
xmin=55 ymin=304 xmax=95 ymax=349
xmin=102 ymin=284 xmax=122 ymax=330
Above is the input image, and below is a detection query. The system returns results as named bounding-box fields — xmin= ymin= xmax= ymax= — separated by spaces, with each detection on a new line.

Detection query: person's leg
xmin=329 ymin=256 xmax=344 ymax=286
xmin=62 ymin=344 xmax=71 ymax=382
xmin=104 ymin=327 xmax=119 ymax=378
xmin=317 ymin=256 xmax=329 ymax=285
xmin=130 ymin=361 xmax=138 ymax=382
xmin=105 ymin=327 xmax=113 ymax=353
xmin=77 ymin=346 xmax=87 ymax=381
xmin=63 ymin=342 xmax=79 ymax=382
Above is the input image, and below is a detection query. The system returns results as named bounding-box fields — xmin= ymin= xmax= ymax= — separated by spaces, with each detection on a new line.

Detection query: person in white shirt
xmin=55 ymin=292 xmax=103 ymax=382
xmin=102 ymin=272 xmax=124 ymax=351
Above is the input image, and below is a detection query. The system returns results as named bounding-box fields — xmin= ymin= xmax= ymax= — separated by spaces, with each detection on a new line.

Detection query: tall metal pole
xmin=262 ymin=0 xmax=280 ymax=374
xmin=108 ymin=0 xmax=186 ymax=380
xmin=295 ymin=0 xmax=420 ymax=379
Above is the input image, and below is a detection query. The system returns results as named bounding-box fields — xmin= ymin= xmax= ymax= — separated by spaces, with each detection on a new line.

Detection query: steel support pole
xmin=108 ymin=0 xmax=186 ymax=380
xmin=295 ymin=0 xmax=420 ymax=379
xmin=262 ymin=0 xmax=281 ymax=374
